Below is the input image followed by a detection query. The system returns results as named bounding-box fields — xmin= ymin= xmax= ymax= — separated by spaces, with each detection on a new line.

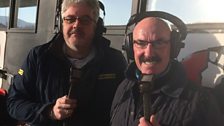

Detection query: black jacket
xmin=110 ymin=60 xmax=223 ymax=126
xmin=7 ymin=33 xmax=127 ymax=126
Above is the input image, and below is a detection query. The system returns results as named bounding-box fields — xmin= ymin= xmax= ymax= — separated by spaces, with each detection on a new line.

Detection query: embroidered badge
xmin=98 ymin=73 xmax=116 ymax=80
xmin=18 ymin=69 xmax=24 ymax=75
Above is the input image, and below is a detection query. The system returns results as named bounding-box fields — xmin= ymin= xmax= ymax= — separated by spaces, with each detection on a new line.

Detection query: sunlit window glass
xmin=100 ymin=0 xmax=132 ymax=25
xmin=0 ymin=0 xmax=10 ymax=29
xmin=15 ymin=0 xmax=37 ymax=29
xmin=147 ymin=0 xmax=224 ymax=24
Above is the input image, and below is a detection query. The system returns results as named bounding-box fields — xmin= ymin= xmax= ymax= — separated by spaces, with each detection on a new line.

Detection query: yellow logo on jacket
xmin=18 ymin=69 xmax=24 ymax=75
xmin=98 ymin=73 xmax=116 ymax=80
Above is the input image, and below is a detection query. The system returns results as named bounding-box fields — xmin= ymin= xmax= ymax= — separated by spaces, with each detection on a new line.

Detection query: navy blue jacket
xmin=110 ymin=60 xmax=223 ymax=126
xmin=7 ymin=33 xmax=127 ymax=126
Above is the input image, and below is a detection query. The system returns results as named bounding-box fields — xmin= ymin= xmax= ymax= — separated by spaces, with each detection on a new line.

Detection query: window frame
xmin=8 ymin=0 xmax=39 ymax=33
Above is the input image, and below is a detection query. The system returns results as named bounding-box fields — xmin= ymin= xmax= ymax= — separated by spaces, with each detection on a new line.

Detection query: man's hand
xmin=51 ymin=95 xmax=77 ymax=120
xmin=138 ymin=115 xmax=160 ymax=126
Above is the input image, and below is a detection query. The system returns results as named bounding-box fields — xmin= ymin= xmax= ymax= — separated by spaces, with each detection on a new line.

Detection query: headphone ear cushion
xmin=170 ymin=30 xmax=184 ymax=58
xmin=95 ymin=18 xmax=106 ymax=36
xmin=123 ymin=33 xmax=134 ymax=60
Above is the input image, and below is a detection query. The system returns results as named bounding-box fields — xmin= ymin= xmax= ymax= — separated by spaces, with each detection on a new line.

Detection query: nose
xmin=144 ymin=43 xmax=154 ymax=57
xmin=72 ymin=19 xmax=81 ymax=27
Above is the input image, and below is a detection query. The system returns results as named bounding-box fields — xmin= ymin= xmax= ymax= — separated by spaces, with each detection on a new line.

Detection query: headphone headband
xmin=95 ymin=1 xmax=106 ymax=36
xmin=99 ymin=1 xmax=105 ymax=17
xmin=126 ymin=11 xmax=187 ymax=41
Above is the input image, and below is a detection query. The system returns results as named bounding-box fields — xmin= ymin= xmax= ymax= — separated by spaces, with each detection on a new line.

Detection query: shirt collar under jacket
xmin=63 ymin=44 xmax=96 ymax=69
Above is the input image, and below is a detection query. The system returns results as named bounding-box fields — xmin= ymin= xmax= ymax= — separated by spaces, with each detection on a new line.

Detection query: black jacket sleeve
xmin=6 ymin=47 xmax=53 ymax=124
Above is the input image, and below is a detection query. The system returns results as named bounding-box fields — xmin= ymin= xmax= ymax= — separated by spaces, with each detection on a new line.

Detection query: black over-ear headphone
xmin=95 ymin=1 xmax=107 ymax=37
xmin=123 ymin=11 xmax=187 ymax=60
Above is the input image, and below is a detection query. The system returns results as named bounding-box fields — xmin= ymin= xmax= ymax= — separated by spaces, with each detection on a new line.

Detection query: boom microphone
xmin=139 ymin=74 xmax=154 ymax=120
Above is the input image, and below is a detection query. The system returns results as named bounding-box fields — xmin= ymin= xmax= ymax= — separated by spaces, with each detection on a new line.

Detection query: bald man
xmin=110 ymin=17 xmax=223 ymax=126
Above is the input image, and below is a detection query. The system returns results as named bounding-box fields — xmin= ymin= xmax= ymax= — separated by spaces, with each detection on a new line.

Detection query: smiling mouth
xmin=142 ymin=61 xmax=158 ymax=67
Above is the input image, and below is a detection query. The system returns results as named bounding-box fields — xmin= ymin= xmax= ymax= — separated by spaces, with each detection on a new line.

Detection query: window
xmin=147 ymin=0 xmax=224 ymax=24
xmin=100 ymin=0 xmax=132 ymax=25
xmin=0 ymin=0 xmax=10 ymax=29
xmin=12 ymin=0 xmax=38 ymax=30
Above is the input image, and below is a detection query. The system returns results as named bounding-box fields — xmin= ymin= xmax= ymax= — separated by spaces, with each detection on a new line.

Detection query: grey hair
xmin=61 ymin=0 xmax=100 ymax=22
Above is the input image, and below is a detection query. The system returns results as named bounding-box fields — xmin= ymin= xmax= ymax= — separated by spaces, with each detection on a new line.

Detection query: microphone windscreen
xmin=139 ymin=74 xmax=154 ymax=120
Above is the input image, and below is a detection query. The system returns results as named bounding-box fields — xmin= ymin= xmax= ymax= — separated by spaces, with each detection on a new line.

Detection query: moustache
xmin=140 ymin=56 xmax=161 ymax=63
xmin=69 ymin=28 xmax=84 ymax=36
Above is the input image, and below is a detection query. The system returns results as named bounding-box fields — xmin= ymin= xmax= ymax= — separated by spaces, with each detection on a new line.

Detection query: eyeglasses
xmin=133 ymin=40 xmax=169 ymax=49
xmin=63 ymin=15 xmax=96 ymax=25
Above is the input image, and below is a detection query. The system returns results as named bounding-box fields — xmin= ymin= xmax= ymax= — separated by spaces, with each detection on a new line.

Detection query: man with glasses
xmin=110 ymin=17 xmax=223 ymax=126
xmin=7 ymin=0 xmax=127 ymax=126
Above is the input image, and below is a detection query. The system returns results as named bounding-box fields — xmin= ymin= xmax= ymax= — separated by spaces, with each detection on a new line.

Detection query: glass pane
xmin=147 ymin=0 xmax=224 ymax=24
xmin=15 ymin=0 xmax=37 ymax=29
xmin=100 ymin=0 xmax=132 ymax=25
xmin=0 ymin=0 xmax=10 ymax=29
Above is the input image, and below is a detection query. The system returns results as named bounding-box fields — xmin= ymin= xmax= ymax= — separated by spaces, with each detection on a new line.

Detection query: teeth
xmin=144 ymin=61 xmax=156 ymax=65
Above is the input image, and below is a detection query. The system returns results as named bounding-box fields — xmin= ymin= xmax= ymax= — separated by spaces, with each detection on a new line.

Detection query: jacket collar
xmin=155 ymin=60 xmax=188 ymax=98
xmin=47 ymin=33 xmax=67 ymax=61
xmin=127 ymin=60 xmax=188 ymax=98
